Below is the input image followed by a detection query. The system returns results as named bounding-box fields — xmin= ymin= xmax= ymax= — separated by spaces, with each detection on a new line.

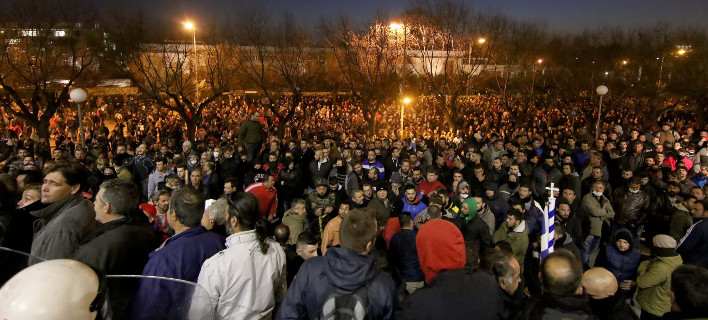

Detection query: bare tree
xmin=322 ymin=17 xmax=401 ymax=136
xmin=231 ymin=7 xmax=325 ymax=138
xmin=104 ymin=12 xmax=237 ymax=144
xmin=0 ymin=0 xmax=99 ymax=140
xmin=404 ymin=0 xmax=494 ymax=132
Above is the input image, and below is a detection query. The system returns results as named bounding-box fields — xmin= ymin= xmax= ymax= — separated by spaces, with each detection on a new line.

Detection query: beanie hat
xmin=652 ymin=234 xmax=678 ymax=257
xmin=139 ymin=203 xmax=157 ymax=217
xmin=457 ymin=181 xmax=470 ymax=190
xmin=416 ymin=219 xmax=466 ymax=283
xmin=461 ymin=197 xmax=478 ymax=223
xmin=182 ymin=141 xmax=192 ymax=149
xmin=315 ymin=178 xmax=328 ymax=188
xmin=614 ymin=230 xmax=633 ymax=247
xmin=390 ymin=172 xmax=403 ymax=184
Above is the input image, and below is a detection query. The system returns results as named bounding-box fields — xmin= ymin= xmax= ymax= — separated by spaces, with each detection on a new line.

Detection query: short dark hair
xmin=169 ymin=187 xmax=205 ymax=227
xmin=427 ymin=205 xmax=442 ymax=219
xmin=296 ymin=231 xmax=318 ymax=249
xmin=671 ymin=265 xmax=708 ymax=314
xmin=44 ymin=162 xmax=90 ymax=192
xmin=540 ymin=249 xmax=583 ymax=296
xmin=481 ymin=250 xmax=516 ymax=285
xmin=18 ymin=170 xmax=43 ymax=186
xmin=155 ymin=156 xmax=168 ymax=165
xmin=225 ymin=177 xmax=240 ymax=188
xmin=398 ymin=212 xmax=413 ymax=228
xmin=99 ymin=179 xmax=141 ymax=219
xmin=507 ymin=209 xmax=523 ymax=221
xmin=340 ymin=208 xmax=377 ymax=253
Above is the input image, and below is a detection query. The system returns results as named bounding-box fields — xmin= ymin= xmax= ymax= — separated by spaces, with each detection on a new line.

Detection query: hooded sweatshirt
xmin=416 ymin=219 xmax=466 ymax=283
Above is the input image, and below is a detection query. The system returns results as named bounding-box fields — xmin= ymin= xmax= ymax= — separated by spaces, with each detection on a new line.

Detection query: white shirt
xmin=193 ymin=230 xmax=287 ymax=319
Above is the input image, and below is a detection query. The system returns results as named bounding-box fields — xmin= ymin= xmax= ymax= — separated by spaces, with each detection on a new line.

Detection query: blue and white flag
xmin=541 ymin=185 xmax=558 ymax=259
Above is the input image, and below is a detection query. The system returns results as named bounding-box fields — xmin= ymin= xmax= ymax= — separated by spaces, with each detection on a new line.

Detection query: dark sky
xmin=122 ymin=0 xmax=707 ymax=33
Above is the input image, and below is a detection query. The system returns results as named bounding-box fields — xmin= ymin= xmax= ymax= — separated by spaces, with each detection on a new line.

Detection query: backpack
xmin=318 ymin=283 xmax=370 ymax=320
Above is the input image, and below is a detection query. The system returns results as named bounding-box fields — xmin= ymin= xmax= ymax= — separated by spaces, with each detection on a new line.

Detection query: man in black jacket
xmin=582 ymin=267 xmax=635 ymax=320
xmin=238 ymin=110 xmax=265 ymax=164
xmin=74 ymin=179 xmax=157 ymax=274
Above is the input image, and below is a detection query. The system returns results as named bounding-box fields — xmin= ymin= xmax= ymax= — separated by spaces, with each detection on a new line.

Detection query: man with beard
xmin=362 ymin=150 xmax=385 ymax=180
xmin=402 ymin=184 xmax=427 ymax=221
xmin=676 ymin=199 xmax=708 ymax=266
xmin=581 ymin=166 xmax=612 ymax=198
xmin=531 ymin=155 xmax=563 ymax=198
xmin=305 ymin=178 xmax=337 ymax=236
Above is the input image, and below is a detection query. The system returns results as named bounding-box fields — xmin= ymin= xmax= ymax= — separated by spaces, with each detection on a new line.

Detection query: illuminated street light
xmin=537 ymin=59 xmax=543 ymax=64
xmin=70 ymin=88 xmax=88 ymax=148
xmin=622 ymin=60 xmax=628 ymax=65
xmin=595 ymin=85 xmax=608 ymax=140
xmin=389 ymin=23 xmax=403 ymax=30
xmin=183 ymin=21 xmax=198 ymax=104
xmin=478 ymin=38 xmax=486 ymax=44
xmin=677 ymin=49 xmax=686 ymax=55
xmin=400 ymin=97 xmax=412 ymax=138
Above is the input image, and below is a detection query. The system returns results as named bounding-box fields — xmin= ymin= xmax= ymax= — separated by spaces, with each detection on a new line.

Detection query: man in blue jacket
xmin=277 ymin=207 xmax=396 ymax=319
xmin=677 ymin=199 xmax=708 ymax=267
xmin=132 ymin=187 xmax=225 ymax=319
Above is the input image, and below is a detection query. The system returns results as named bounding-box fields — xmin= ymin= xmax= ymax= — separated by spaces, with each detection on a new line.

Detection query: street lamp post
xmin=70 ymin=88 xmax=88 ymax=148
xmin=400 ymin=98 xmax=411 ymax=138
xmin=531 ymin=59 xmax=543 ymax=96
xmin=595 ymin=85 xmax=608 ymax=140
xmin=184 ymin=21 xmax=198 ymax=104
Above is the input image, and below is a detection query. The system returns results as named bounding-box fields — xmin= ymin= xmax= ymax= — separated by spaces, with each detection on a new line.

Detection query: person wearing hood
xmin=483 ymin=181 xmax=511 ymax=230
xmin=636 ymin=235 xmax=684 ymax=319
xmin=582 ymin=267 xmax=636 ymax=320
xmin=531 ymin=155 xmax=562 ymax=198
xmin=453 ymin=197 xmax=493 ymax=254
xmin=493 ymin=209 xmax=529 ymax=271
xmin=368 ymin=181 xmax=393 ymax=228
xmin=499 ymin=172 xmax=520 ymax=203
xmin=277 ymin=207 xmax=396 ymax=320
xmin=595 ymin=228 xmax=641 ymax=295
xmin=396 ymin=218 xmax=504 ymax=320
xmin=402 ymin=184 xmax=427 ymax=221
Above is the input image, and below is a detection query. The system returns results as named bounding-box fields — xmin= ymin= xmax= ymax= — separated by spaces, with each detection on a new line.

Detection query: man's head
xmin=338 ymin=202 xmax=351 ymax=218
xmin=670 ymin=264 xmax=708 ymax=314
xmin=362 ymin=182 xmax=373 ymax=199
xmin=339 ymin=208 xmax=377 ymax=254
xmin=367 ymin=150 xmax=376 ymax=162
xmin=296 ymin=231 xmax=319 ymax=260
xmin=190 ymin=169 xmax=203 ymax=188
xmin=399 ymin=212 xmax=414 ymax=229
xmin=291 ymin=199 xmax=307 ymax=216
xmin=94 ymin=179 xmax=141 ymax=224
xmin=263 ymin=173 xmax=275 ymax=189
xmin=224 ymin=178 xmax=239 ymax=195
xmin=416 ymin=219 xmax=466 ymax=283
xmin=351 ymin=189 xmax=364 ymax=205
xmin=273 ymin=224 xmax=290 ymax=244
xmin=426 ymin=170 xmax=438 ymax=183
xmin=557 ymin=201 xmax=571 ymax=220
xmin=582 ymin=267 xmax=618 ymax=300
xmin=17 ymin=183 xmax=41 ymax=208
xmin=41 ymin=162 xmax=89 ymax=204
xmin=506 ymin=209 xmax=523 ymax=229
xmin=155 ymin=190 xmax=171 ymax=213
xmin=482 ymin=250 xmax=522 ymax=295
xmin=404 ymin=185 xmax=417 ymax=202
xmin=540 ymin=249 xmax=584 ymax=296
xmin=168 ymin=187 xmax=205 ymax=230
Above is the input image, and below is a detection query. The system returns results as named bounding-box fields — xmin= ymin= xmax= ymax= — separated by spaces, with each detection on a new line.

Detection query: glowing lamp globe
xmin=595 ymin=85 xmax=608 ymax=96
xmin=70 ymin=88 xmax=88 ymax=103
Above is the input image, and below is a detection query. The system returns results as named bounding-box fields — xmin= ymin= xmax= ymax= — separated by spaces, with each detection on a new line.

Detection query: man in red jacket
xmin=417 ymin=170 xmax=445 ymax=196
xmin=245 ymin=173 xmax=278 ymax=221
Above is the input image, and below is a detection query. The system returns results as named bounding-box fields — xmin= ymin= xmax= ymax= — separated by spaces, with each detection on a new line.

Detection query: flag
xmin=541 ymin=197 xmax=556 ymax=259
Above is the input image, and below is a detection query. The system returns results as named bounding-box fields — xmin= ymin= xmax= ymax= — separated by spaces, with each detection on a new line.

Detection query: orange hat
xmin=416 ymin=219 xmax=466 ymax=283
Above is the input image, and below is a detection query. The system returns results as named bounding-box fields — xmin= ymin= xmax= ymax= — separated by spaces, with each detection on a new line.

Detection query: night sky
xmin=116 ymin=0 xmax=707 ymax=33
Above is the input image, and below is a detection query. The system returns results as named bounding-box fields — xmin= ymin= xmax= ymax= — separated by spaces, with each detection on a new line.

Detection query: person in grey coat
xmin=30 ymin=162 xmax=97 ymax=264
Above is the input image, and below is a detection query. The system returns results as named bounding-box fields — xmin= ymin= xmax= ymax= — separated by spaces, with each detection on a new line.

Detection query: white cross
xmin=546 ymin=183 xmax=559 ymax=201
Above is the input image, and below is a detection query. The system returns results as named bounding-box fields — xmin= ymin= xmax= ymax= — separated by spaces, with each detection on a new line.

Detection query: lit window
xmin=21 ymin=29 xmax=38 ymax=37
xmin=55 ymin=30 xmax=66 ymax=37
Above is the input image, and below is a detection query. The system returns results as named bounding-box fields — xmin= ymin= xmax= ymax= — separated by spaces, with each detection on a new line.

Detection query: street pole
xmin=192 ymin=29 xmax=199 ymax=105
xmin=400 ymin=103 xmax=405 ymax=138
xmin=595 ymin=95 xmax=603 ymax=140
xmin=78 ymin=102 xmax=84 ymax=148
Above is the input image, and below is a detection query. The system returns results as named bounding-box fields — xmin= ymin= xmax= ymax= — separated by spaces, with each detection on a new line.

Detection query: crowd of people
xmin=0 ymin=93 xmax=707 ymax=319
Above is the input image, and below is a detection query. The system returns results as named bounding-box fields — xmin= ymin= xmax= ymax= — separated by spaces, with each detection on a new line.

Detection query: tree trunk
xmin=277 ymin=120 xmax=287 ymax=139
xmin=186 ymin=121 xmax=197 ymax=145
xmin=37 ymin=119 xmax=51 ymax=142
xmin=367 ymin=116 xmax=377 ymax=136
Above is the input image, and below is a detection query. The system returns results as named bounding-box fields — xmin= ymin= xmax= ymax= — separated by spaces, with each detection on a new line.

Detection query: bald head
xmin=540 ymin=249 xmax=583 ymax=296
xmin=582 ymin=267 xmax=618 ymax=300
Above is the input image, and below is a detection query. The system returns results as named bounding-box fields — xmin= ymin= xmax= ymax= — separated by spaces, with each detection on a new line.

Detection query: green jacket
xmin=636 ymin=254 xmax=683 ymax=317
xmin=668 ymin=205 xmax=693 ymax=241
xmin=281 ymin=209 xmax=305 ymax=245
xmin=237 ymin=119 xmax=264 ymax=145
xmin=581 ymin=193 xmax=615 ymax=236
xmin=367 ymin=197 xmax=391 ymax=227
xmin=493 ymin=220 xmax=529 ymax=270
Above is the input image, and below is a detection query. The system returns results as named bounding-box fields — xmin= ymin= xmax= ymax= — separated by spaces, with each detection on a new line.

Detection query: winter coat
xmin=677 ymin=219 xmax=708 ymax=267
xmin=282 ymin=209 xmax=306 ymax=245
xmin=195 ymin=231 xmax=287 ymax=319
xmin=453 ymin=214 xmax=493 ymax=254
xmin=523 ymin=293 xmax=594 ymax=320
xmin=581 ymin=193 xmax=615 ymax=236
xmin=531 ymin=165 xmax=563 ymax=197
xmin=493 ymin=220 xmax=530 ymax=270
xmin=29 ymin=195 xmax=98 ymax=263
xmin=388 ymin=229 xmax=425 ymax=282
xmin=368 ymin=197 xmax=392 ymax=228
xmin=612 ymin=188 xmax=650 ymax=226
xmin=402 ymin=194 xmax=428 ymax=220
xmin=595 ymin=229 xmax=641 ymax=291
xmin=636 ymin=254 xmax=683 ymax=317
xmin=237 ymin=118 xmax=264 ymax=145
xmin=276 ymin=246 xmax=396 ymax=320
xmin=668 ymin=204 xmax=693 ymax=241
xmin=554 ymin=233 xmax=581 ymax=260
xmin=395 ymin=270 xmax=504 ymax=320
xmin=73 ymin=217 xmax=157 ymax=275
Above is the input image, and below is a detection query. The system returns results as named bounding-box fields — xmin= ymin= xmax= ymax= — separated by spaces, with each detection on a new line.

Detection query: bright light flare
xmin=184 ymin=22 xmax=194 ymax=30
xmin=677 ymin=49 xmax=686 ymax=55
xmin=389 ymin=23 xmax=403 ymax=30
xmin=622 ymin=60 xmax=628 ymax=65
xmin=478 ymin=38 xmax=486 ymax=44
xmin=537 ymin=59 xmax=543 ymax=64
xmin=403 ymin=98 xmax=411 ymax=104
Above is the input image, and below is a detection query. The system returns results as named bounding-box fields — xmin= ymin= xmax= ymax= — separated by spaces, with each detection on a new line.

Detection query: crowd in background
xmin=0 ymin=93 xmax=707 ymax=319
